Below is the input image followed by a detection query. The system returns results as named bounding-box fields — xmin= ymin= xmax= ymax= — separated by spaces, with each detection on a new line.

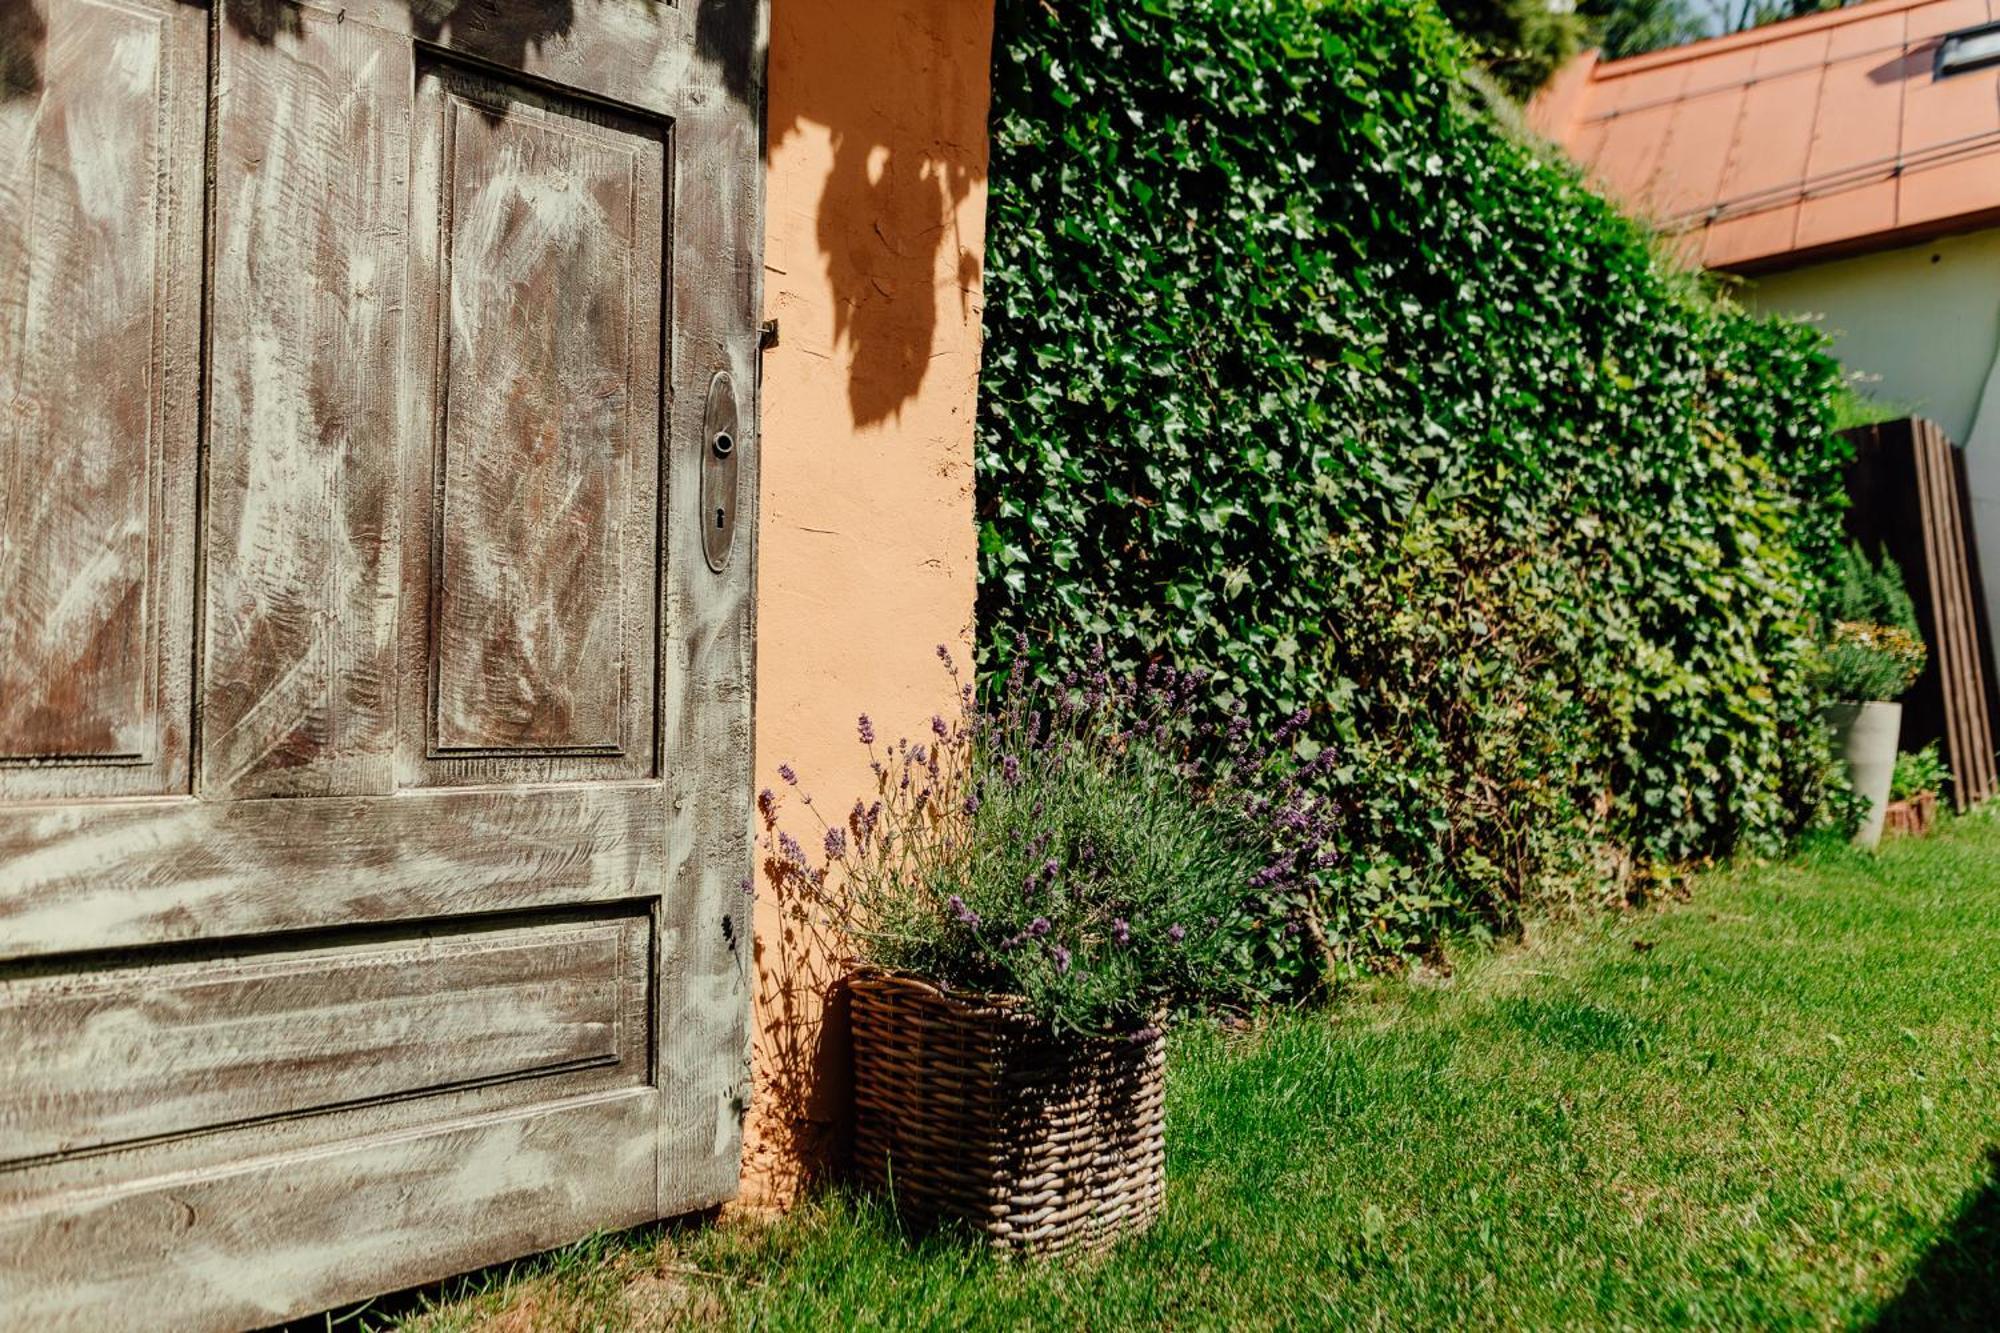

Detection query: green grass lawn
xmin=387 ymin=818 xmax=2000 ymax=1330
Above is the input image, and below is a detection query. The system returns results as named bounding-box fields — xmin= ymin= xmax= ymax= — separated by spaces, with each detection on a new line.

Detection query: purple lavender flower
xmin=1028 ymin=916 xmax=1051 ymax=938
xmin=857 ymin=713 xmax=875 ymax=745
xmin=931 ymin=714 xmax=948 ymax=740
xmin=1001 ymin=753 xmax=1021 ymax=786
xmin=778 ymin=762 xmax=798 ymax=786
xmin=1050 ymin=945 xmax=1072 ymax=974
xmin=823 ymin=827 xmax=847 ymax=859
xmin=1167 ymin=923 xmax=1187 ymax=943
xmin=963 ymin=793 xmax=981 ymax=815
xmin=1112 ymin=917 xmax=1131 ymax=946
xmin=777 ymin=831 xmax=807 ymax=867
xmin=740 ymin=877 xmax=756 ymax=898
xmin=947 ymin=894 xmax=980 ymax=927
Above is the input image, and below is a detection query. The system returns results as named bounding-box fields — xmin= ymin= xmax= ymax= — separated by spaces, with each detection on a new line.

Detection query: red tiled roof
xmin=1528 ymin=0 xmax=2000 ymax=271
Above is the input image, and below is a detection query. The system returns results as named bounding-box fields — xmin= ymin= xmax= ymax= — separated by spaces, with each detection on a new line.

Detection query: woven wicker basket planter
xmin=849 ymin=970 xmax=1166 ymax=1257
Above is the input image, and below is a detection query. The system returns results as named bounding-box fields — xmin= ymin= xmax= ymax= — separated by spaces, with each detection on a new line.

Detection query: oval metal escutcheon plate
xmin=700 ymin=370 xmax=740 ymax=572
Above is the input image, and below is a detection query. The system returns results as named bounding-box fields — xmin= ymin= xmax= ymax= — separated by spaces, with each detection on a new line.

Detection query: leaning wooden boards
xmin=1841 ymin=418 xmax=1999 ymax=811
xmin=0 ymin=1 xmax=766 ymax=1327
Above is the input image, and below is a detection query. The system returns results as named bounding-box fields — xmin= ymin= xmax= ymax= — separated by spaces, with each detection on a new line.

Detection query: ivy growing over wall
xmin=975 ymin=0 xmax=1849 ymax=975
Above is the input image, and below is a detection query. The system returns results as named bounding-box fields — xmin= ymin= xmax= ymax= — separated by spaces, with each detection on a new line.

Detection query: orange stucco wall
xmin=745 ymin=0 xmax=993 ymax=1203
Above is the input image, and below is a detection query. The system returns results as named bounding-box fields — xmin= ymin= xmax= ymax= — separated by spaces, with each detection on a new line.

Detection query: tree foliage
xmin=1583 ymin=0 xmax=1853 ymax=62
xmin=1434 ymin=0 xmax=1589 ymax=97
xmin=1436 ymin=1 xmax=1860 ymax=93
xmin=975 ymin=0 xmax=1849 ymax=971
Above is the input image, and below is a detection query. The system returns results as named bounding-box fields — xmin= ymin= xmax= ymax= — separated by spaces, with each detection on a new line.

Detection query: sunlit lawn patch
xmin=384 ymin=817 xmax=2000 ymax=1331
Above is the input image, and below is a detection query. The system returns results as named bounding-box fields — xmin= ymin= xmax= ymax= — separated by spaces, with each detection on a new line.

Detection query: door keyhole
xmin=700 ymin=372 xmax=739 ymax=573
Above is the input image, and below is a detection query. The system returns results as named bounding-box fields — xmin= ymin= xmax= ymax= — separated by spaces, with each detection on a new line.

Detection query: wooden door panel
xmin=283 ymin=0 xmax=715 ymax=120
xmin=0 ymin=910 xmax=651 ymax=1166
xmin=0 ymin=1088 xmax=662 ymax=1333
xmin=0 ymin=785 xmax=666 ymax=961
xmin=200 ymin=2 xmax=413 ymax=800
xmin=0 ymin=0 xmax=203 ymax=801
xmin=0 ymin=0 xmax=764 ymax=1322
xmin=404 ymin=63 xmax=665 ymax=785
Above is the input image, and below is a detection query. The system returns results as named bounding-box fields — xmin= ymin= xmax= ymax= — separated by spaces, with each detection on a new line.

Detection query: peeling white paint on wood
xmin=1 ymin=0 xmax=766 ymax=1324
xmin=0 ymin=0 xmax=201 ymax=798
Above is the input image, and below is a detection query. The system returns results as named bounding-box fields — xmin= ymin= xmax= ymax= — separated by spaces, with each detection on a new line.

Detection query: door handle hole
xmin=712 ymin=431 xmax=734 ymax=458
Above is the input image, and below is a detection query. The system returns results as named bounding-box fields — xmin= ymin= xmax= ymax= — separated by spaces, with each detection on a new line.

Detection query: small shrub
xmin=761 ymin=647 xmax=1342 ymax=1032
xmin=1810 ymin=622 xmax=1926 ymax=703
xmin=1890 ymin=743 xmax=1949 ymax=803
xmin=1810 ymin=544 xmax=1927 ymax=702
xmin=1828 ymin=542 xmax=1920 ymax=632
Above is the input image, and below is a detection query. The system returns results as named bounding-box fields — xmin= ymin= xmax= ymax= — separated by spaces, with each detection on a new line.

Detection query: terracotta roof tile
xmin=1528 ymin=0 xmax=2000 ymax=270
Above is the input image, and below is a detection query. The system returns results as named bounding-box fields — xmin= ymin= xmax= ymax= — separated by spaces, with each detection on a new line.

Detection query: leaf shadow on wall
xmin=2 ymin=0 xmax=756 ymax=113
xmin=745 ymin=0 xmax=993 ymax=1198
xmin=3 ymin=0 xmax=984 ymax=430
xmin=765 ymin=0 xmax=989 ymax=429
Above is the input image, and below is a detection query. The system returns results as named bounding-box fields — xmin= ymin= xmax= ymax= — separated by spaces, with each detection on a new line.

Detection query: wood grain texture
xmin=0 ymin=1089 xmax=661 ymax=1333
xmin=200 ymin=1 xmax=412 ymax=799
xmin=401 ymin=62 xmax=665 ymax=783
xmin=653 ymin=0 xmax=765 ymax=1215
xmin=2 ymin=913 xmax=650 ymax=1165
xmin=1 ymin=0 xmax=766 ymax=1320
xmin=284 ymin=0 xmax=717 ymax=120
xmin=0 ymin=0 xmax=203 ymax=800
xmin=0 ymin=785 xmax=667 ymax=961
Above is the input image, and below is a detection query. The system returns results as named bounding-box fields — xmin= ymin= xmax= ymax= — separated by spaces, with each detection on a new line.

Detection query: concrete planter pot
xmin=1826 ymin=700 xmax=1903 ymax=849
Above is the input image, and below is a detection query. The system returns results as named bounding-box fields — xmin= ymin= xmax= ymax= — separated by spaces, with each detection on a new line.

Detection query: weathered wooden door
xmin=0 ymin=0 xmax=763 ymax=1325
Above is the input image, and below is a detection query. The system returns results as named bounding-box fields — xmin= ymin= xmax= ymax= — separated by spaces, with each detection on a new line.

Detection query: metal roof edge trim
xmin=1587 ymin=0 xmax=1930 ymax=80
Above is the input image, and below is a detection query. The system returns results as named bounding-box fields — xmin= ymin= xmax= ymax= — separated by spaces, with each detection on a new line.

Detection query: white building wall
xmin=1745 ymin=227 xmax=2000 ymax=665
xmin=1744 ymin=227 xmax=2000 ymax=445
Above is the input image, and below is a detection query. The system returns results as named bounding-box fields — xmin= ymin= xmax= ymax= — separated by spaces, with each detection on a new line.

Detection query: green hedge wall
xmin=975 ymin=0 xmax=1849 ymax=975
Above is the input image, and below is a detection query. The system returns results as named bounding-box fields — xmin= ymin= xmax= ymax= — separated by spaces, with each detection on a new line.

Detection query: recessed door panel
xmin=0 ymin=0 xmax=202 ymax=800
xmin=1 ymin=910 xmax=652 ymax=1167
xmin=403 ymin=64 xmax=666 ymax=786
xmin=199 ymin=4 xmax=413 ymax=800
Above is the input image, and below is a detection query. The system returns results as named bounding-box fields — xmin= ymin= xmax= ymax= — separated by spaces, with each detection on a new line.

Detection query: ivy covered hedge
xmin=975 ymin=0 xmax=1848 ymax=975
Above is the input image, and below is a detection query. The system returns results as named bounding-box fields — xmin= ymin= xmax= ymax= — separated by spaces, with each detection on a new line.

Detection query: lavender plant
xmin=762 ymin=644 xmax=1343 ymax=1034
